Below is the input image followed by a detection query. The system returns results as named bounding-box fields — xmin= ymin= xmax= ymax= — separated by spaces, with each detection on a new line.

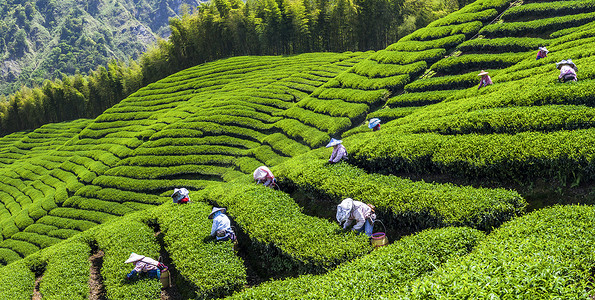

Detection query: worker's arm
xmin=329 ymin=148 xmax=338 ymax=162
xmin=343 ymin=218 xmax=353 ymax=229
xmin=210 ymin=219 xmax=219 ymax=236
xmin=351 ymin=209 xmax=366 ymax=231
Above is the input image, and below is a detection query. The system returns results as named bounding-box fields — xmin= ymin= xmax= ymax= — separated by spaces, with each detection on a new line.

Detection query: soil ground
xmin=31 ymin=275 xmax=42 ymax=300
xmin=89 ymin=250 xmax=106 ymax=300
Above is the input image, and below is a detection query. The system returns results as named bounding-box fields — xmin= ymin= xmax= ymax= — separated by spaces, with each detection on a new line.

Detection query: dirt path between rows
xmin=89 ymin=250 xmax=107 ymax=300
xmin=31 ymin=275 xmax=43 ymax=300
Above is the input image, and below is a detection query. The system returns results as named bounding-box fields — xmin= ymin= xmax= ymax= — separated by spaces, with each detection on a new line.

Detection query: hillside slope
xmin=0 ymin=0 xmax=594 ymax=298
xmin=0 ymin=0 xmax=200 ymax=94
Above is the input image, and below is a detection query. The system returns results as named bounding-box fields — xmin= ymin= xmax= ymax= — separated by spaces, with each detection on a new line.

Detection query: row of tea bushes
xmin=480 ymin=11 xmax=595 ymax=38
xmin=398 ymin=104 xmax=595 ymax=135
xmin=347 ymin=128 xmax=595 ymax=183
xmin=430 ymin=52 xmax=526 ymax=75
xmin=148 ymin=202 xmax=247 ymax=299
xmin=502 ymin=0 xmax=595 ymax=21
xmin=228 ymin=227 xmax=485 ymax=299
xmin=274 ymin=155 xmax=525 ymax=231
xmin=387 ymin=205 xmax=595 ymax=298
xmin=0 ymin=199 xmax=248 ymax=299
xmin=404 ymin=72 xmax=478 ymax=92
xmin=194 ymin=182 xmax=372 ymax=276
xmin=456 ymin=37 xmax=549 ymax=53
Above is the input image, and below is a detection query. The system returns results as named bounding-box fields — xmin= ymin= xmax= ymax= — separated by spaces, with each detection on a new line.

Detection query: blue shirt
xmin=210 ymin=211 xmax=232 ymax=240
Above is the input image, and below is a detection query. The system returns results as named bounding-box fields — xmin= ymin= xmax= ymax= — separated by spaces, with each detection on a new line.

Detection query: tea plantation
xmin=0 ymin=0 xmax=594 ymax=298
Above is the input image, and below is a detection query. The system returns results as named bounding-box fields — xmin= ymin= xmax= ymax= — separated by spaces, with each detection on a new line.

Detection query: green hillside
xmin=0 ymin=0 xmax=594 ymax=298
xmin=0 ymin=0 xmax=200 ymax=94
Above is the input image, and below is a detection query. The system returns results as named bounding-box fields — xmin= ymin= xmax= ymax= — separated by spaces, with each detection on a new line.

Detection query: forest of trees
xmin=0 ymin=0 xmax=467 ymax=136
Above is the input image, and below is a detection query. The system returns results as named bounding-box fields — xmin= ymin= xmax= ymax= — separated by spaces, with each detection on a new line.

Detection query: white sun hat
xmin=326 ymin=138 xmax=342 ymax=148
xmin=171 ymin=188 xmax=189 ymax=203
xmin=336 ymin=198 xmax=354 ymax=224
xmin=253 ymin=166 xmax=272 ymax=181
xmin=124 ymin=253 xmax=145 ymax=264
xmin=556 ymin=59 xmax=576 ymax=70
xmin=477 ymin=70 xmax=489 ymax=76
xmin=368 ymin=118 xmax=381 ymax=129
xmin=538 ymin=46 xmax=549 ymax=53
xmin=208 ymin=207 xmax=226 ymax=219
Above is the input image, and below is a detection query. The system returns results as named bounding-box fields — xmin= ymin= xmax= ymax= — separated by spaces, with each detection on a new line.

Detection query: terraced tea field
xmin=0 ymin=0 xmax=594 ymax=298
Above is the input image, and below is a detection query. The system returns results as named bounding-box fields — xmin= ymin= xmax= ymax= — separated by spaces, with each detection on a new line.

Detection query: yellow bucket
xmin=160 ymin=270 xmax=171 ymax=288
xmin=371 ymin=232 xmax=388 ymax=247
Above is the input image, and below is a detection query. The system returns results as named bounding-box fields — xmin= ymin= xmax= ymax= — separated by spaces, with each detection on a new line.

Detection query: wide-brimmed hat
xmin=171 ymin=188 xmax=189 ymax=203
xmin=326 ymin=138 xmax=342 ymax=148
xmin=477 ymin=70 xmax=489 ymax=76
xmin=124 ymin=253 xmax=145 ymax=264
xmin=538 ymin=46 xmax=549 ymax=53
xmin=253 ymin=166 xmax=272 ymax=181
xmin=336 ymin=198 xmax=354 ymax=223
xmin=556 ymin=59 xmax=576 ymax=70
xmin=368 ymin=118 xmax=381 ymax=129
xmin=208 ymin=207 xmax=226 ymax=219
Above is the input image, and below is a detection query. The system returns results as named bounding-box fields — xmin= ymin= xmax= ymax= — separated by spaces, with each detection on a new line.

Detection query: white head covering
xmin=124 ymin=253 xmax=144 ymax=264
xmin=171 ymin=188 xmax=189 ymax=203
xmin=368 ymin=118 xmax=381 ymax=129
xmin=253 ymin=166 xmax=272 ymax=181
xmin=326 ymin=138 xmax=343 ymax=148
xmin=538 ymin=46 xmax=548 ymax=53
xmin=477 ymin=70 xmax=489 ymax=76
xmin=208 ymin=207 xmax=226 ymax=219
xmin=336 ymin=198 xmax=354 ymax=224
xmin=556 ymin=59 xmax=577 ymax=71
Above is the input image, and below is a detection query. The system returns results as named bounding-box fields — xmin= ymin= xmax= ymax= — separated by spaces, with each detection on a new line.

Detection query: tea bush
xmin=195 ymin=182 xmax=372 ymax=276
xmin=0 ymin=260 xmax=34 ymax=299
xmin=39 ymin=241 xmax=91 ymax=300
xmin=402 ymin=21 xmax=483 ymax=41
xmin=386 ymin=35 xmax=466 ymax=52
xmin=404 ymin=72 xmax=478 ymax=92
xmin=229 ymin=227 xmax=484 ymax=299
xmin=389 ymin=205 xmax=595 ymax=299
xmin=480 ymin=12 xmax=595 ymax=37
xmin=92 ymin=217 xmax=161 ymax=300
xmin=502 ymin=0 xmax=595 ymax=21
xmin=430 ymin=53 xmax=525 ymax=75
xmin=352 ymin=60 xmax=427 ymax=78
xmin=149 ymin=202 xmax=247 ymax=298
xmin=387 ymin=90 xmax=456 ymax=106
xmin=313 ymin=87 xmax=389 ymax=103
xmin=348 ymin=129 xmax=595 ymax=182
xmin=282 ymin=107 xmax=352 ymax=136
xmin=295 ymin=97 xmax=369 ymax=119
xmin=427 ymin=8 xmax=497 ymax=27
xmin=370 ymin=49 xmax=446 ymax=65
xmin=456 ymin=37 xmax=549 ymax=53
xmin=399 ymin=105 xmax=595 ymax=135
xmin=275 ymin=156 xmax=525 ymax=231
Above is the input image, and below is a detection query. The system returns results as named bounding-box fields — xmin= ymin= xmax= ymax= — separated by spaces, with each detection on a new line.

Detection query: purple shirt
xmin=478 ymin=75 xmax=493 ymax=89
xmin=329 ymin=144 xmax=347 ymax=163
xmin=559 ymin=65 xmax=577 ymax=80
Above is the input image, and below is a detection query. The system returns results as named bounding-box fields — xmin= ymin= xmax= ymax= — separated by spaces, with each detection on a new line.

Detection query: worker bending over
xmin=171 ymin=187 xmax=190 ymax=204
xmin=209 ymin=207 xmax=236 ymax=241
xmin=253 ymin=166 xmax=276 ymax=188
xmin=477 ymin=70 xmax=492 ymax=89
xmin=125 ymin=253 xmax=168 ymax=280
xmin=536 ymin=47 xmax=548 ymax=60
xmin=556 ymin=59 xmax=577 ymax=82
xmin=336 ymin=198 xmax=376 ymax=237
xmin=327 ymin=138 xmax=347 ymax=163
xmin=369 ymin=118 xmax=381 ymax=131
